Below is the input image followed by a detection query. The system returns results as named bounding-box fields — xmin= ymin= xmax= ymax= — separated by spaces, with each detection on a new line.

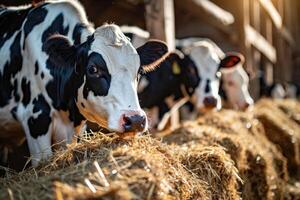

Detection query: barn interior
xmin=0 ymin=0 xmax=300 ymax=199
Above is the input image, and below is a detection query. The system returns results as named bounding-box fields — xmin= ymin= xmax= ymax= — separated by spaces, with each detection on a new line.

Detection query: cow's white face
xmin=43 ymin=24 xmax=169 ymax=133
xmin=185 ymin=42 xmax=222 ymax=112
xmin=219 ymin=53 xmax=253 ymax=110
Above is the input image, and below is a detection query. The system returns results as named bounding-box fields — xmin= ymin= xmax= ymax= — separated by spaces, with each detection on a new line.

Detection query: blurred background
xmin=1 ymin=0 xmax=299 ymax=100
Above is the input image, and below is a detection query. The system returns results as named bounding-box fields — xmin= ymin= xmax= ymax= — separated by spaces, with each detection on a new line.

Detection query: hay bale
xmin=254 ymin=99 xmax=300 ymax=177
xmin=0 ymin=134 xmax=210 ymax=200
xmin=163 ymin=110 xmax=288 ymax=200
xmin=179 ymin=144 xmax=241 ymax=200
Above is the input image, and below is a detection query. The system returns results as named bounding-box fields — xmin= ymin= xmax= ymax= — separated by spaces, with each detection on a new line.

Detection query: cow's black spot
xmin=0 ymin=5 xmax=32 ymax=49
xmin=68 ymin=100 xmax=85 ymax=127
xmin=205 ymin=79 xmax=211 ymax=93
xmin=23 ymin=6 xmax=48 ymax=49
xmin=27 ymin=95 xmax=51 ymax=138
xmin=72 ymin=23 xmax=86 ymax=45
xmin=0 ymin=31 xmax=23 ymax=107
xmin=11 ymin=106 xmax=17 ymax=120
xmin=41 ymin=72 xmax=44 ymax=79
xmin=219 ymin=79 xmax=228 ymax=100
xmin=21 ymin=78 xmax=31 ymax=106
xmin=34 ymin=61 xmax=39 ymax=75
xmin=42 ymin=13 xmax=69 ymax=43
xmin=83 ymin=52 xmax=111 ymax=98
xmin=181 ymin=55 xmax=200 ymax=95
xmin=123 ymin=32 xmax=133 ymax=41
xmin=13 ymin=79 xmax=20 ymax=102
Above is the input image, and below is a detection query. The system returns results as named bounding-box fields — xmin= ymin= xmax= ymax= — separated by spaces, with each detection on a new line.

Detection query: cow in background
xmin=177 ymin=38 xmax=253 ymax=111
xmin=259 ymin=75 xmax=300 ymax=99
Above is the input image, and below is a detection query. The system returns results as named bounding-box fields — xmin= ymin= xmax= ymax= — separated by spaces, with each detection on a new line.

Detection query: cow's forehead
xmin=189 ymin=45 xmax=220 ymax=77
xmin=223 ymin=65 xmax=249 ymax=84
xmin=89 ymin=36 xmax=140 ymax=74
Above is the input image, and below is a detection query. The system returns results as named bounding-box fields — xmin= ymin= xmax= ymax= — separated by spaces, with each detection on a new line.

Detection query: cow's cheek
xmin=77 ymin=92 xmax=109 ymax=126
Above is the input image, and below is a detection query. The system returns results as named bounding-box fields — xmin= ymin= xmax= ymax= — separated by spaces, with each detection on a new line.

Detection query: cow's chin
xmin=198 ymin=106 xmax=217 ymax=114
xmin=84 ymin=113 xmax=125 ymax=133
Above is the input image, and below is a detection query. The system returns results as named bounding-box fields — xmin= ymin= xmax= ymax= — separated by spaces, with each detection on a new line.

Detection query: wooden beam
xmin=259 ymin=0 xmax=282 ymax=29
xmin=280 ymin=26 xmax=295 ymax=47
xmin=191 ymin=0 xmax=234 ymax=25
xmin=145 ymin=0 xmax=175 ymax=50
xmin=245 ymin=24 xmax=277 ymax=63
xmin=259 ymin=0 xmax=295 ymax=46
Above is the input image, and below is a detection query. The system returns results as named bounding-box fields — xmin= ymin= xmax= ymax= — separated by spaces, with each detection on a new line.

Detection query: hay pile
xmin=163 ymin=109 xmax=288 ymax=200
xmin=0 ymin=133 xmax=242 ymax=200
xmin=2 ymin=99 xmax=300 ymax=199
xmin=254 ymin=99 xmax=300 ymax=177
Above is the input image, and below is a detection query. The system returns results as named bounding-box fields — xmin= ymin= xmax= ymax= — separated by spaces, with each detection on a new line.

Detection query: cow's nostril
xmin=124 ymin=116 xmax=132 ymax=126
xmin=123 ymin=114 xmax=146 ymax=132
xmin=123 ymin=116 xmax=132 ymax=131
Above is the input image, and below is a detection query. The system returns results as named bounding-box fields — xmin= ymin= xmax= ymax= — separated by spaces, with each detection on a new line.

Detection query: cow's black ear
xmin=219 ymin=52 xmax=244 ymax=70
xmin=137 ymin=40 xmax=169 ymax=72
xmin=42 ymin=34 xmax=77 ymax=105
xmin=42 ymin=34 xmax=76 ymax=67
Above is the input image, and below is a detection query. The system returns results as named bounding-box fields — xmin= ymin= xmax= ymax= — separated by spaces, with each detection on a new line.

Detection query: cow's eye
xmin=87 ymin=65 xmax=99 ymax=76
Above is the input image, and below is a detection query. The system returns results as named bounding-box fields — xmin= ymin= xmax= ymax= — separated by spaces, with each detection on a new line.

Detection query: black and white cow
xmin=0 ymin=1 xmax=168 ymax=166
xmin=177 ymin=38 xmax=253 ymax=111
xmin=137 ymin=51 xmax=200 ymax=126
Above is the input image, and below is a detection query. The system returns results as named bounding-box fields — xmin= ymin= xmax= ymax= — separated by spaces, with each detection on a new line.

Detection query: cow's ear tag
xmin=172 ymin=62 xmax=181 ymax=74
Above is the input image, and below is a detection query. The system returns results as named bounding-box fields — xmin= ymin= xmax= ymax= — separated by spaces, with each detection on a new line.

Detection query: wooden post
xmin=145 ymin=0 xmax=178 ymax=129
xmin=145 ymin=0 xmax=175 ymax=50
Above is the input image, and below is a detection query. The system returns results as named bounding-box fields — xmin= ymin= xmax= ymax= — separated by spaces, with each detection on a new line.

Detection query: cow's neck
xmin=67 ymin=97 xmax=86 ymax=129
